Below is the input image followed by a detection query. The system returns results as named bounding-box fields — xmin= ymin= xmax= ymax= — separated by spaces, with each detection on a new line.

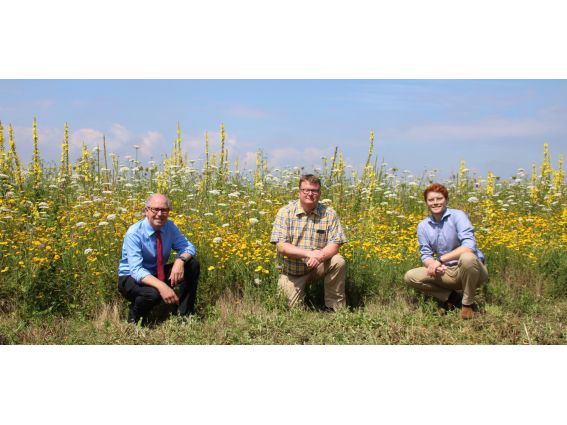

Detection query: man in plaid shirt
xmin=270 ymin=174 xmax=348 ymax=311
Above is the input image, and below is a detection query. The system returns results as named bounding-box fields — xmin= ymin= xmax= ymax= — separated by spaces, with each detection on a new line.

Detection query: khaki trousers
xmin=277 ymin=254 xmax=346 ymax=310
xmin=404 ymin=252 xmax=488 ymax=306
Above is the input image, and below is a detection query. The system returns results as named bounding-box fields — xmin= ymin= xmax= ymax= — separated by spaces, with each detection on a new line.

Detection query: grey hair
xmin=145 ymin=193 xmax=172 ymax=209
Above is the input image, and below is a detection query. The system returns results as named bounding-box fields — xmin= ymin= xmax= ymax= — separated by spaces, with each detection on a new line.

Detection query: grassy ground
xmin=2 ymin=292 xmax=566 ymax=344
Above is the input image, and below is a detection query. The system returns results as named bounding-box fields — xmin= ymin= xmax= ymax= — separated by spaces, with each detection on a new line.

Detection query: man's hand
xmin=426 ymin=260 xmax=446 ymax=277
xmin=169 ymin=259 xmax=185 ymax=286
xmin=305 ymin=250 xmax=325 ymax=269
xmin=159 ymin=284 xmax=179 ymax=305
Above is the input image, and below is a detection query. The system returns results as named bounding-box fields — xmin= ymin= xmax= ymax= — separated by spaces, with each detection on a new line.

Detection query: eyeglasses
xmin=147 ymin=207 xmax=170 ymax=214
xmin=300 ymin=188 xmax=320 ymax=194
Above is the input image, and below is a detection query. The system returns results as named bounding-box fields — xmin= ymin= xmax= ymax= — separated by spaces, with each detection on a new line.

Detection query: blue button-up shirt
xmin=417 ymin=208 xmax=484 ymax=266
xmin=118 ymin=218 xmax=196 ymax=283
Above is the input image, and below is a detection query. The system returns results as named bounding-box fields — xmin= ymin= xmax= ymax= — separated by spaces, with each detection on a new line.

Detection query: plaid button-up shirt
xmin=270 ymin=200 xmax=348 ymax=276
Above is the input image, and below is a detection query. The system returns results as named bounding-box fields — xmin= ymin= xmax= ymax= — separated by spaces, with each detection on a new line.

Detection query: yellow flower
xmin=208 ymin=266 xmax=215 ymax=271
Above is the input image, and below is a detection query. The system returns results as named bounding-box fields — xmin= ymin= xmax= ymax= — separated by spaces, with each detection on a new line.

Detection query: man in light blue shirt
xmin=404 ymin=183 xmax=488 ymax=319
xmin=118 ymin=193 xmax=200 ymax=324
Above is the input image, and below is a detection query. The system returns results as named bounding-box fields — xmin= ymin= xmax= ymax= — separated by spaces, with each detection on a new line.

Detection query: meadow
xmin=0 ymin=121 xmax=566 ymax=344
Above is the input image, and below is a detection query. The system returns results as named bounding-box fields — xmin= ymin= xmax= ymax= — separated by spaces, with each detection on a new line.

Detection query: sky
xmin=1 ymin=79 xmax=566 ymax=180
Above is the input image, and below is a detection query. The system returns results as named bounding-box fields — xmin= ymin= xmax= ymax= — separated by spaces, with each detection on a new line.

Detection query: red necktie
xmin=155 ymin=230 xmax=165 ymax=282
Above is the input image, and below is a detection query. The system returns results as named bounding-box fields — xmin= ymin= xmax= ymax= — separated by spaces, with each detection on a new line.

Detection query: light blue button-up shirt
xmin=118 ymin=218 xmax=196 ymax=283
xmin=417 ymin=208 xmax=484 ymax=266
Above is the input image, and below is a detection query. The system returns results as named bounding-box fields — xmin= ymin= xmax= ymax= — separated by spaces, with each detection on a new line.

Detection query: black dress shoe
xmin=448 ymin=291 xmax=463 ymax=309
xmin=127 ymin=306 xmax=139 ymax=324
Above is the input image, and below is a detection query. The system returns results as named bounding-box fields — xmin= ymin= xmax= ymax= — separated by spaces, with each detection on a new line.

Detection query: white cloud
xmin=139 ymin=131 xmax=164 ymax=158
xmin=109 ymin=123 xmax=131 ymax=142
xmin=268 ymin=147 xmax=331 ymax=169
xmin=388 ymin=108 xmax=567 ymax=144
xmin=184 ymin=129 xmax=241 ymax=162
xmin=70 ymin=128 xmax=104 ymax=151
xmin=105 ymin=123 xmax=132 ymax=153
xmin=240 ymin=151 xmax=258 ymax=169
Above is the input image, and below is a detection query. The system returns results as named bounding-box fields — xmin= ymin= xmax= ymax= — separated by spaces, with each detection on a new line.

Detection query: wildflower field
xmin=0 ymin=120 xmax=566 ymax=344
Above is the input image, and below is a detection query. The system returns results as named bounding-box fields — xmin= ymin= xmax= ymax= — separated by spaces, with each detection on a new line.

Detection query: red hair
xmin=423 ymin=183 xmax=449 ymax=202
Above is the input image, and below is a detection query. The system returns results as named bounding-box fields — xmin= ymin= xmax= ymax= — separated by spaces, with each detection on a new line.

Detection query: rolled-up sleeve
xmin=124 ymin=232 xmax=151 ymax=283
xmin=417 ymin=222 xmax=435 ymax=263
xmin=171 ymin=223 xmax=196 ymax=257
xmin=454 ymin=211 xmax=477 ymax=251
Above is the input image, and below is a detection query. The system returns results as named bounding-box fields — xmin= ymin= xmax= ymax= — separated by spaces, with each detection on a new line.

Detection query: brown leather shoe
xmin=461 ymin=305 xmax=475 ymax=320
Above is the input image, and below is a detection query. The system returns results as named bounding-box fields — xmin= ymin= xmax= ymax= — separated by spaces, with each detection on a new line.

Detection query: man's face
xmin=425 ymin=191 xmax=447 ymax=217
xmin=145 ymin=196 xmax=170 ymax=230
xmin=299 ymin=181 xmax=321 ymax=211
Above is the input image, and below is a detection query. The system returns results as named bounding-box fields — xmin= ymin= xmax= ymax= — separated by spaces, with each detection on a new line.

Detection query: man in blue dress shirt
xmin=118 ymin=193 xmax=200 ymax=324
xmin=404 ymin=183 xmax=488 ymax=319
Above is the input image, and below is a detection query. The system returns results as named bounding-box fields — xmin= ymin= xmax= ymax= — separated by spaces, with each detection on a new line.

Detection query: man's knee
xmin=459 ymin=251 xmax=479 ymax=268
xmin=184 ymin=258 xmax=200 ymax=277
xmin=330 ymin=254 xmax=345 ymax=269
xmin=404 ymin=270 xmax=413 ymax=285
xmin=140 ymin=286 xmax=161 ymax=304
xmin=404 ymin=268 xmax=423 ymax=288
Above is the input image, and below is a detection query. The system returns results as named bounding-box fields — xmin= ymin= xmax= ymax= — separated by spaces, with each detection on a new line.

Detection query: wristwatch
xmin=177 ymin=255 xmax=190 ymax=263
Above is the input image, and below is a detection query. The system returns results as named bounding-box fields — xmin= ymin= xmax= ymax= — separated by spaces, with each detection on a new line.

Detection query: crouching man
xmin=270 ymin=174 xmax=348 ymax=311
xmin=118 ymin=193 xmax=200 ymax=324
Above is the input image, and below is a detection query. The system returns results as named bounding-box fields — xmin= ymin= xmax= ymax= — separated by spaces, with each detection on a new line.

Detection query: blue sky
xmin=1 ymin=79 xmax=565 ymax=179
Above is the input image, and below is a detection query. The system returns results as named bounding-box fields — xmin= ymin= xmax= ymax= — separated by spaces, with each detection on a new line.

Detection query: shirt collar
xmin=142 ymin=217 xmax=163 ymax=236
xmin=428 ymin=208 xmax=451 ymax=224
xmin=294 ymin=200 xmax=323 ymax=217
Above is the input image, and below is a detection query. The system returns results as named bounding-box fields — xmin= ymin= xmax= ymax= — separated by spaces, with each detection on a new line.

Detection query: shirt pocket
xmin=312 ymin=225 xmax=328 ymax=248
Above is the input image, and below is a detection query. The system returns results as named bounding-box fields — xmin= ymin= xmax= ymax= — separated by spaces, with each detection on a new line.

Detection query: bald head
xmin=145 ymin=193 xmax=172 ymax=210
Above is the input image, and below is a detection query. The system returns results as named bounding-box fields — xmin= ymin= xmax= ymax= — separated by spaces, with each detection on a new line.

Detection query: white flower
xmin=98 ymin=221 xmax=109 ymax=226
xmin=467 ymin=196 xmax=479 ymax=204
xmin=254 ymin=278 xmax=262 ymax=285
xmin=76 ymin=222 xmax=87 ymax=228
xmin=204 ymin=212 xmax=214 ymax=217
xmin=228 ymin=191 xmax=240 ymax=198
xmin=222 ymin=223 xmax=229 ymax=227
xmin=107 ymin=214 xmax=117 ymax=220
xmin=249 ymin=218 xmax=259 ymax=225
xmin=84 ymin=248 xmax=93 ymax=255
xmin=208 ymin=190 xmax=221 ymax=195
xmin=93 ymin=212 xmax=101 ymax=218
xmin=213 ymin=237 xmax=223 ymax=244
xmin=320 ymin=199 xmax=332 ymax=204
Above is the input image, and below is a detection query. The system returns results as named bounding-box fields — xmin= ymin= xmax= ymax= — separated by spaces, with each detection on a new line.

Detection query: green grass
xmin=2 ymin=292 xmax=566 ymax=344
